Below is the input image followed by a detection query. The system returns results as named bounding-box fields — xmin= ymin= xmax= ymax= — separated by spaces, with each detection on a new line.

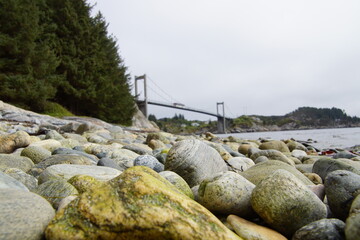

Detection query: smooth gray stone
xmin=134 ymin=155 xmax=164 ymax=172
xmin=45 ymin=130 xmax=65 ymax=140
xmin=165 ymin=139 xmax=228 ymax=187
xmin=292 ymin=218 xmax=345 ymax=240
xmin=38 ymin=164 xmax=122 ymax=184
xmin=0 ymin=189 xmax=55 ymax=240
xmin=3 ymin=168 xmax=38 ymax=191
xmin=250 ymin=149 xmax=295 ymax=166
xmin=34 ymin=179 xmax=78 ymax=209
xmin=52 ymin=148 xmax=98 ymax=164
xmin=0 ymin=154 xmax=34 ymax=172
xmin=0 ymin=171 xmax=29 ymax=191
xmin=222 ymin=144 xmax=245 ymax=157
xmin=333 ymin=151 xmax=358 ymax=159
xmin=123 ymin=143 xmax=153 ymax=155
xmin=324 ymin=170 xmax=360 ymax=220
xmin=97 ymin=157 xmax=122 ymax=170
xmin=34 ymin=154 xmax=95 ymax=171
xmin=313 ymin=158 xmax=360 ymax=180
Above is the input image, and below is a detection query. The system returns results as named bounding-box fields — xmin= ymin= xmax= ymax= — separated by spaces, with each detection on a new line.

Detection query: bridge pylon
xmin=217 ymin=102 xmax=226 ymax=134
xmin=134 ymin=74 xmax=148 ymax=118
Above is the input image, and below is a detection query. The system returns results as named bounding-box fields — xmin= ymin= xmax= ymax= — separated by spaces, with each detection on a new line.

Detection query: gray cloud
xmin=89 ymin=0 xmax=360 ymax=120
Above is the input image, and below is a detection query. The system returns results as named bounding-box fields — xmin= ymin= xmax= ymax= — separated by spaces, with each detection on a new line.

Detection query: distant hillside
xmin=152 ymin=107 xmax=360 ymax=134
xmin=231 ymin=107 xmax=360 ymax=133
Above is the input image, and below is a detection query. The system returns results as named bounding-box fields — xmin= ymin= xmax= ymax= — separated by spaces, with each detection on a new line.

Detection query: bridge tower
xmin=134 ymin=75 xmax=148 ymax=118
xmin=217 ymin=102 xmax=226 ymax=134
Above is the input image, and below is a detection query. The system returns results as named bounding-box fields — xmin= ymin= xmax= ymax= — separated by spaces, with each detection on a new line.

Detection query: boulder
xmin=251 ymin=169 xmax=327 ymax=237
xmin=240 ymin=160 xmax=314 ymax=186
xmin=45 ymin=130 xmax=65 ymax=141
xmin=0 ymin=171 xmax=29 ymax=191
xmin=52 ymin=148 xmax=98 ymax=164
xmin=345 ymin=194 xmax=360 ymax=240
xmin=250 ymin=150 xmax=295 ymax=166
xmin=286 ymin=140 xmax=307 ymax=152
xmin=97 ymin=157 xmax=122 ymax=170
xmin=3 ymin=168 xmax=38 ymax=191
xmin=313 ymin=158 xmax=360 ymax=180
xmin=45 ymin=166 xmax=242 ymax=240
xmin=165 ymin=139 xmax=228 ymax=187
xmin=29 ymin=139 xmax=62 ymax=152
xmin=134 ymin=154 xmax=164 ymax=172
xmin=0 ymin=189 xmax=55 ymax=240
xmin=159 ymin=171 xmax=194 ymax=199
xmin=123 ymin=143 xmax=153 ymax=155
xmin=0 ymin=154 xmax=34 ymax=172
xmin=38 ymin=164 xmax=122 ymax=183
xmin=0 ymin=131 xmax=31 ymax=153
xmin=34 ymin=179 xmax=78 ymax=209
xmin=20 ymin=145 xmax=52 ymax=164
xmin=198 ymin=171 xmax=255 ymax=217
xmin=227 ymin=215 xmax=287 ymax=240
xmin=259 ymin=140 xmax=290 ymax=153
xmin=34 ymin=154 xmax=95 ymax=171
xmin=292 ymin=218 xmax=345 ymax=240
xmin=324 ymin=170 xmax=360 ymax=220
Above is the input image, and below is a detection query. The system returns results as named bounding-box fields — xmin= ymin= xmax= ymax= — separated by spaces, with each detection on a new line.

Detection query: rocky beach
xmin=0 ymin=100 xmax=360 ymax=240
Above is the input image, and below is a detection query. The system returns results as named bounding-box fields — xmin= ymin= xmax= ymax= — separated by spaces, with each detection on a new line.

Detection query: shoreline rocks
xmin=0 ymin=102 xmax=359 ymax=239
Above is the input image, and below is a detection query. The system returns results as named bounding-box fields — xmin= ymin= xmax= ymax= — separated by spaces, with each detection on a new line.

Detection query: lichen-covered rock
xmin=52 ymin=148 xmax=98 ymax=164
xmin=34 ymin=179 xmax=78 ymax=209
xmin=198 ymin=171 xmax=255 ymax=217
xmin=134 ymin=154 xmax=164 ymax=172
xmin=286 ymin=140 xmax=307 ymax=152
xmin=346 ymin=194 xmax=360 ymax=240
xmin=324 ymin=170 xmax=360 ymax=220
xmin=0 ymin=189 xmax=55 ymax=240
xmin=146 ymin=132 xmax=171 ymax=144
xmin=3 ymin=168 xmax=38 ymax=191
xmin=45 ymin=130 xmax=65 ymax=140
xmin=259 ymin=140 xmax=290 ymax=153
xmin=292 ymin=218 xmax=345 ymax=240
xmin=0 ymin=171 xmax=29 ymax=191
xmin=159 ymin=170 xmax=194 ymax=199
xmin=45 ymin=166 xmax=242 ymax=240
xmin=38 ymin=164 xmax=122 ymax=184
xmin=67 ymin=175 xmax=102 ymax=194
xmin=227 ymin=215 xmax=287 ymax=240
xmin=0 ymin=154 xmax=34 ymax=172
xmin=313 ymin=158 xmax=360 ymax=180
xmin=165 ymin=139 xmax=228 ymax=187
xmin=251 ymin=169 xmax=327 ymax=237
xmin=250 ymin=149 xmax=295 ymax=166
xmin=0 ymin=131 xmax=31 ymax=153
xmin=240 ymin=160 xmax=314 ymax=186
xmin=206 ymin=142 xmax=233 ymax=161
xmin=20 ymin=145 xmax=52 ymax=164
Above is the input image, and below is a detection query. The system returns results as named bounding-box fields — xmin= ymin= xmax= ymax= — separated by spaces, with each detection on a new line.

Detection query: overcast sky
xmin=88 ymin=0 xmax=360 ymax=120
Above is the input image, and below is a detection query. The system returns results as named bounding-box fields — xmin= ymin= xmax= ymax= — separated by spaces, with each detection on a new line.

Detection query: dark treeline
xmin=0 ymin=0 xmax=135 ymax=124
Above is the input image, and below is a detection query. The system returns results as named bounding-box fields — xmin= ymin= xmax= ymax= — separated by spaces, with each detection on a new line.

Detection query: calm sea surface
xmin=219 ymin=127 xmax=360 ymax=149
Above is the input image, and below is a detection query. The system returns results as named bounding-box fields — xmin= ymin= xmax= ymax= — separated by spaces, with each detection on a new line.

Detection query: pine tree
xmin=0 ymin=0 xmax=61 ymax=111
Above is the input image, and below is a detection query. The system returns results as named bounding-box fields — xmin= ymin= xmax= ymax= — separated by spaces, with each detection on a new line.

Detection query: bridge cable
xmin=146 ymin=84 xmax=173 ymax=103
xmin=225 ymin=104 xmax=237 ymax=118
xmin=147 ymin=75 xmax=183 ymax=104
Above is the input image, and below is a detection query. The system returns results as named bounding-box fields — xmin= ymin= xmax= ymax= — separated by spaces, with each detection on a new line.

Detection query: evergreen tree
xmin=0 ymin=0 xmax=61 ymax=111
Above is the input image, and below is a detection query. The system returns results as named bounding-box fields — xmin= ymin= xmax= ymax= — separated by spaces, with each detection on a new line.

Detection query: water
xmin=219 ymin=127 xmax=360 ymax=150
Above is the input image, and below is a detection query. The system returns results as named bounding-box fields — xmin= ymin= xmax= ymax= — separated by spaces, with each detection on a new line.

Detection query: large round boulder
xmin=0 ymin=189 xmax=55 ymax=240
xmin=324 ymin=170 xmax=360 ymax=220
xmin=45 ymin=166 xmax=242 ymax=240
xmin=198 ymin=171 xmax=255 ymax=217
xmin=259 ymin=140 xmax=290 ymax=153
xmin=165 ymin=139 xmax=228 ymax=187
xmin=313 ymin=158 xmax=360 ymax=180
xmin=251 ymin=169 xmax=327 ymax=237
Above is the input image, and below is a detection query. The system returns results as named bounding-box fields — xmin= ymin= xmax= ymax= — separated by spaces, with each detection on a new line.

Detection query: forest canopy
xmin=0 ymin=0 xmax=135 ymax=125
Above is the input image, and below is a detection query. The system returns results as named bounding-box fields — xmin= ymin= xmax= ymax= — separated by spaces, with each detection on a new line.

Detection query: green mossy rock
xmin=240 ymin=160 xmax=314 ymax=186
xmin=45 ymin=166 xmax=242 ymax=240
xmin=259 ymin=140 xmax=290 ymax=153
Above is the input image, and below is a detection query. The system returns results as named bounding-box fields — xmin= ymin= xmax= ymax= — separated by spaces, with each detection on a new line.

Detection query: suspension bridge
xmin=134 ymin=74 xmax=233 ymax=133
